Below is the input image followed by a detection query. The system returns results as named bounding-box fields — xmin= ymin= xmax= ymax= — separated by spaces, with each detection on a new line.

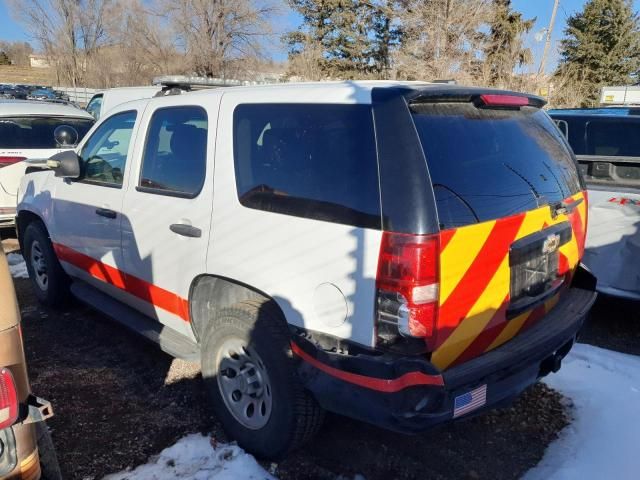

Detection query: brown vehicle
xmin=0 ymin=247 xmax=59 ymax=479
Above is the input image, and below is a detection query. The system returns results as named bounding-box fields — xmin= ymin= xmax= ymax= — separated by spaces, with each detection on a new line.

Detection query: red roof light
xmin=479 ymin=94 xmax=529 ymax=108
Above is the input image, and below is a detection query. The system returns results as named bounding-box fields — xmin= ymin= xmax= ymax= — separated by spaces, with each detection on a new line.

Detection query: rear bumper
xmin=293 ymin=286 xmax=597 ymax=433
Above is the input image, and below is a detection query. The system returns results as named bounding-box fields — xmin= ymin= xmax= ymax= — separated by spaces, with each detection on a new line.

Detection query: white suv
xmin=0 ymin=100 xmax=94 ymax=228
xmin=17 ymin=82 xmax=596 ymax=459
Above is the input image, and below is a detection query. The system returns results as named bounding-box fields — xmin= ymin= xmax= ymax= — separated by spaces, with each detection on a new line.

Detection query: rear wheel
xmin=201 ymin=300 xmax=324 ymax=459
xmin=23 ymin=222 xmax=69 ymax=307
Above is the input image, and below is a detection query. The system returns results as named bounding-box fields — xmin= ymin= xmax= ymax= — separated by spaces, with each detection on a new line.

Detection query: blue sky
xmin=1 ymin=0 xmax=639 ymax=71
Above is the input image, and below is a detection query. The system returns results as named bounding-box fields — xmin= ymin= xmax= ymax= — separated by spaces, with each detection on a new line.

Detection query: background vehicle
xmin=0 ymin=247 xmax=59 ymax=479
xmin=27 ymin=90 xmax=57 ymax=102
xmin=85 ymin=86 xmax=160 ymax=119
xmin=0 ymin=100 xmax=94 ymax=228
xmin=550 ymin=108 xmax=640 ymax=300
xmin=18 ymin=82 xmax=595 ymax=459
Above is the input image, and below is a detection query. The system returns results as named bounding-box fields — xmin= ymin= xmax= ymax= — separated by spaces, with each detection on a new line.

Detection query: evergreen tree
xmin=285 ymin=0 xmax=399 ymax=79
xmin=557 ymin=0 xmax=640 ymax=106
xmin=0 ymin=51 xmax=10 ymax=65
xmin=483 ymin=0 xmax=535 ymax=87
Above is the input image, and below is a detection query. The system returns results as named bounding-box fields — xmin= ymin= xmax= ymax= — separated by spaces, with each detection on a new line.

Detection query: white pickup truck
xmin=549 ymin=108 xmax=640 ymax=300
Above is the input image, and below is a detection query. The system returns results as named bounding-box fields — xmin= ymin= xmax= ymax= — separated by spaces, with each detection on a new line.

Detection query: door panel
xmin=51 ymin=110 xmax=139 ymax=291
xmin=120 ymin=99 xmax=218 ymax=337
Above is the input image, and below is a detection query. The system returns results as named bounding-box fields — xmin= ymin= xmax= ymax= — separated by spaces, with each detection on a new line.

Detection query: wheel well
xmin=16 ymin=210 xmax=46 ymax=254
xmin=189 ymin=275 xmax=287 ymax=343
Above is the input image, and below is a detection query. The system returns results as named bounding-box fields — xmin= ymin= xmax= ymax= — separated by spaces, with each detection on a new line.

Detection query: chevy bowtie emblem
xmin=542 ymin=233 xmax=561 ymax=254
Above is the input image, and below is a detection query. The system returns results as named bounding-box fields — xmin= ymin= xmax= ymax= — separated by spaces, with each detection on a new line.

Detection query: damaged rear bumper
xmin=292 ymin=285 xmax=596 ymax=434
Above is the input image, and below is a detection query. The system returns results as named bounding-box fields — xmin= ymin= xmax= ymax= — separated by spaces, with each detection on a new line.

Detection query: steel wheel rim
xmin=30 ymin=240 xmax=48 ymax=291
xmin=216 ymin=337 xmax=273 ymax=430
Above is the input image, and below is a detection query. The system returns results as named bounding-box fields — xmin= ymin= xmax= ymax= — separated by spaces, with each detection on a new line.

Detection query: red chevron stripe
xmin=435 ymin=213 xmax=526 ymax=348
xmin=569 ymin=203 xmax=586 ymax=258
xmin=53 ymin=243 xmax=190 ymax=322
xmin=448 ymin=295 xmax=510 ymax=367
xmin=440 ymin=229 xmax=457 ymax=252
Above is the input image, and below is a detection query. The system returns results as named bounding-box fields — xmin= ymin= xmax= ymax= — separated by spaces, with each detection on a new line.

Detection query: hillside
xmin=0 ymin=65 xmax=55 ymax=85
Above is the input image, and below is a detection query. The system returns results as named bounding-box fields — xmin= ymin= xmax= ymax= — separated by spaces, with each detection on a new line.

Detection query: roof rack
xmin=152 ymin=75 xmax=277 ymax=96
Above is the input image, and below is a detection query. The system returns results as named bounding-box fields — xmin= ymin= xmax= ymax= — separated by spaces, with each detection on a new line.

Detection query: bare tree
xmin=393 ymin=0 xmax=494 ymax=82
xmin=8 ymin=0 xmax=121 ymax=86
xmin=161 ymin=0 xmax=278 ymax=78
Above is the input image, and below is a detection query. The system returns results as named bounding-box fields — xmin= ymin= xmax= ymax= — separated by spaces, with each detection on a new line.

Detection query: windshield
xmin=412 ymin=104 xmax=582 ymax=229
xmin=0 ymin=116 xmax=94 ymax=149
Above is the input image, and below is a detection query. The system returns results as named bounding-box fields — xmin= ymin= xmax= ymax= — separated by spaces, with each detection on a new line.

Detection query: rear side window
xmin=0 ymin=116 xmax=94 ymax=149
xmin=412 ymin=104 xmax=581 ymax=229
xmin=585 ymin=120 xmax=640 ymax=157
xmin=139 ymin=106 xmax=208 ymax=198
xmin=233 ymin=104 xmax=381 ymax=229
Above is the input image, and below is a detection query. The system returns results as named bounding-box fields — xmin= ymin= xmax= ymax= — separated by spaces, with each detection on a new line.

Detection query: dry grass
xmin=0 ymin=65 xmax=55 ymax=86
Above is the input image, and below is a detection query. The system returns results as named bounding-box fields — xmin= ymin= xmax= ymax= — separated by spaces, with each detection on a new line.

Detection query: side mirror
xmin=47 ymin=150 xmax=81 ymax=179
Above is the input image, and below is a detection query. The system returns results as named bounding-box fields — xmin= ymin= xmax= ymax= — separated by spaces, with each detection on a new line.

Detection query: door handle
xmin=170 ymin=223 xmax=202 ymax=238
xmin=95 ymin=208 xmax=117 ymax=219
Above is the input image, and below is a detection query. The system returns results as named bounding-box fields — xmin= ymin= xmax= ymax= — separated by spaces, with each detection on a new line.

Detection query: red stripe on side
xmin=290 ymin=341 xmax=444 ymax=392
xmin=448 ymin=295 xmax=510 ymax=368
xmin=436 ymin=213 xmax=526 ymax=348
xmin=440 ymin=229 xmax=457 ymax=252
xmin=53 ymin=243 xmax=190 ymax=322
xmin=520 ymin=304 xmax=546 ymax=332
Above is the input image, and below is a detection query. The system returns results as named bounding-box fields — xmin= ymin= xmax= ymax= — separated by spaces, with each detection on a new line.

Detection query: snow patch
xmin=525 ymin=343 xmax=640 ymax=480
xmin=103 ymin=434 xmax=275 ymax=480
xmin=7 ymin=253 xmax=29 ymax=279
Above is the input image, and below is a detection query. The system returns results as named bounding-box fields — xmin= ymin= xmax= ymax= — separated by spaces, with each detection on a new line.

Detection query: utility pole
xmin=538 ymin=0 xmax=560 ymax=76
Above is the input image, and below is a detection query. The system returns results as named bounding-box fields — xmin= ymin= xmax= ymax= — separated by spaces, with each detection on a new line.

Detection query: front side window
xmin=79 ymin=110 xmax=137 ymax=187
xmin=86 ymin=94 xmax=103 ymax=119
xmin=139 ymin=106 xmax=208 ymax=198
xmin=233 ymin=103 xmax=381 ymax=229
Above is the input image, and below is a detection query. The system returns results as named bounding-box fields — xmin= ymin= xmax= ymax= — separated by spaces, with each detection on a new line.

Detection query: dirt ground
xmin=2 ymin=235 xmax=633 ymax=480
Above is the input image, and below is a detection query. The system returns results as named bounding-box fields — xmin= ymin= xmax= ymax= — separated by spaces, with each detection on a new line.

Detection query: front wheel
xmin=201 ymin=300 xmax=324 ymax=460
xmin=23 ymin=222 xmax=69 ymax=307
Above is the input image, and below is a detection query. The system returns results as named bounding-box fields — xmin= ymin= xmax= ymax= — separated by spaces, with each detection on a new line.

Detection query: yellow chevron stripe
xmin=486 ymin=310 xmax=531 ymax=351
xmin=439 ymin=220 xmax=495 ymax=304
xmin=432 ymin=254 xmax=510 ymax=369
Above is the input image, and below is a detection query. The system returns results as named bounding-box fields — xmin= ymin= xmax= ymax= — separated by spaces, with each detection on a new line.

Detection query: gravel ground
xmin=3 ymin=234 xmax=633 ymax=480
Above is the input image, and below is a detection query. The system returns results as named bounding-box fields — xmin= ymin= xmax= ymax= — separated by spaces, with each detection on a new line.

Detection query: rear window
xmin=233 ymin=103 xmax=381 ymax=229
xmin=412 ymin=104 xmax=581 ymax=229
xmin=0 ymin=116 xmax=94 ymax=149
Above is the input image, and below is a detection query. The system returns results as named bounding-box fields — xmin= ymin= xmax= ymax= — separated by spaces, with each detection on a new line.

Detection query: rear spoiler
xmin=406 ymin=87 xmax=546 ymax=109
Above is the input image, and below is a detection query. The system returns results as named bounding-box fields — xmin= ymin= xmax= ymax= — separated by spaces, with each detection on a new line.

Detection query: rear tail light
xmin=375 ymin=232 xmax=440 ymax=350
xmin=0 ymin=369 xmax=18 ymax=430
xmin=0 ymin=156 xmax=26 ymax=169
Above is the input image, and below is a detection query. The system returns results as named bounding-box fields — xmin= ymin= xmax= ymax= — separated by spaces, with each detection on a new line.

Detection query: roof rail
xmin=152 ymin=75 xmax=278 ymax=96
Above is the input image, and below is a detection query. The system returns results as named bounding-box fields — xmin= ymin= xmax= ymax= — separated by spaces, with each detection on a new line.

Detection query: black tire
xmin=36 ymin=422 xmax=62 ymax=480
xmin=201 ymin=299 xmax=324 ymax=460
xmin=22 ymin=222 xmax=69 ymax=307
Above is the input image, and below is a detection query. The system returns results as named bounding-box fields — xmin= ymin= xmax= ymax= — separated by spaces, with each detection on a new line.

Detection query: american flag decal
xmin=453 ymin=384 xmax=487 ymax=418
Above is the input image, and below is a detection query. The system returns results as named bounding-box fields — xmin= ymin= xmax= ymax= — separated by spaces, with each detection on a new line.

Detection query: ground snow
xmin=525 ymin=343 xmax=640 ymax=480
xmin=6 ymin=253 xmax=29 ymax=279
xmin=103 ymin=434 xmax=275 ymax=480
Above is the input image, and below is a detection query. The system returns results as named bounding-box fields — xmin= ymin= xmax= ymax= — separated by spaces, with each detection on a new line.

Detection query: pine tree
xmin=483 ymin=0 xmax=535 ymax=87
xmin=556 ymin=0 xmax=640 ymax=106
xmin=0 ymin=51 xmax=10 ymax=65
xmin=285 ymin=0 xmax=399 ymax=79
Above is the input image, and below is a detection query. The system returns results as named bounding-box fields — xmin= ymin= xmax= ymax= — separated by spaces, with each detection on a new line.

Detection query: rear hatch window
xmin=551 ymin=115 xmax=640 ymax=189
xmin=411 ymin=104 xmax=582 ymax=229
xmin=0 ymin=116 xmax=94 ymax=149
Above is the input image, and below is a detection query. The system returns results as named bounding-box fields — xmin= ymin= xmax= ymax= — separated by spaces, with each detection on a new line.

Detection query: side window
xmin=139 ymin=106 xmax=208 ymax=198
xmin=79 ymin=110 xmax=137 ymax=187
xmin=586 ymin=120 xmax=640 ymax=157
xmin=554 ymin=119 xmax=568 ymax=139
xmin=232 ymin=103 xmax=381 ymax=229
xmin=86 ymin=94 xmax=103 ymax=119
